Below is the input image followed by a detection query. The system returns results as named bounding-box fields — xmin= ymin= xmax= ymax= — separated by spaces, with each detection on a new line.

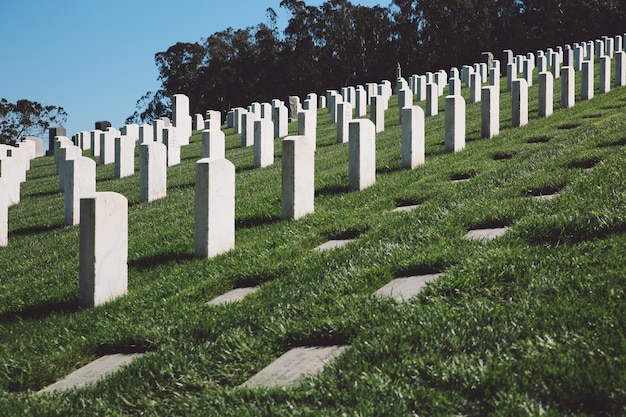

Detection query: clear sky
xmin=0 ymin=0 xmax=388 ymax=146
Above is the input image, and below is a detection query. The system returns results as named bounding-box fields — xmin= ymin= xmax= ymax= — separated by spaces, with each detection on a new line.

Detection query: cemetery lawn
xmin=1 ymin=74 xmax=626 ymax=416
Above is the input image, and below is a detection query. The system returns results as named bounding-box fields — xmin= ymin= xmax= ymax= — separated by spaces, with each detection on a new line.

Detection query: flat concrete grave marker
xmin=207 ymin=287 xmax=259 ymax=306
xmin=314 ymin=238 xmax=355 ymax=251
xmin=464 ymin=227 xmax=508 ymax=240
xmin=533 ymin=194 xmax=558 ymax=201
xmin=38 ymin=353 xmax=143 ymax=393
xmin=392 ymin=204 xmax=419 ymax=213
xmin=79 ymin=192 xmax=128 ymax=307
xmin=240 ymin=346 xmax=347 ymax=388
xmin=375 ymin=273 xmax=442 ymax=302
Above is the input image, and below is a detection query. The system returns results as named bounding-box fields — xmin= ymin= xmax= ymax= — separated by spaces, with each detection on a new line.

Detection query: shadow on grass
xmin=23 ymin=189 xmax=61 ymax=198
xmin=377 ymin=165 xmax=405 ymax=174
xmin=315 ymin=184 xmax=351 ymax=197
xmin=0 ymin=300 xmax=79 ymax=324
xmin=527 ymin=135 xmax=553 ymax=143
xmin=236 ymin=215 xmax=282 ymax=229
xmin=10 ymin=223 xmax=65 ymax=237
xmin=129 ymin=252 xmax=195 ymax=271
xmin=598 ymin=137 xmax=626 ymax=147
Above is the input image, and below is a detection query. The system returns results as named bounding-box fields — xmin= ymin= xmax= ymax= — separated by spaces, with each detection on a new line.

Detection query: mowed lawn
xmin=1 ymin=64 xmax=626 ymax=416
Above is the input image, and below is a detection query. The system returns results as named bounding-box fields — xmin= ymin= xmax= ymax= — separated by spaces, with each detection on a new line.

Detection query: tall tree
xmin=0 ymin=98 xmax=67 ymax=145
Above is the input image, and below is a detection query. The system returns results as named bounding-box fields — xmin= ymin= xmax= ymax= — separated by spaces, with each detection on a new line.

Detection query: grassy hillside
xmin=1 ymin=65 xmax=625 ymax=416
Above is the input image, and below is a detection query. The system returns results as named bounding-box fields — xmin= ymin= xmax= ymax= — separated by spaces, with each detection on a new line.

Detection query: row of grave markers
xmin=2 ymin=32 xmax=621 ymax=392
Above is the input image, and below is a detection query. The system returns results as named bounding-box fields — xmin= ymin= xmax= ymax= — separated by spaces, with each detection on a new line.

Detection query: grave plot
xmin=374 ymin=273 xmax=442 ymax=302
xmin=464 ymin=227 xmax=509 ymax=240
xmin=207 ymin=287 xmax=259 ymax=306
xmin=240 ymin=345 xmax=348 ymax=389
xmin=38 ymin=353 xmax=143 ymax=394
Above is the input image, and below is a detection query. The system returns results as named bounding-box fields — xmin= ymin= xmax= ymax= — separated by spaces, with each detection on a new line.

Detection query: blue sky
xmin=0 ymin=0 xmax=388 ymax=146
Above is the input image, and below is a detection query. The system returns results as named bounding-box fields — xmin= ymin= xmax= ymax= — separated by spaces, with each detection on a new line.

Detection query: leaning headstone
xmin=370 ymin=95 xmax=385 ymax=133
xmin=163 ymin=127 xmax=180 ymax=167
xmin=254 ymin=119 xmax=274 ymax=168
xmin=481 ymin=86 xmax=499 ymax=138
xmin=445 ymin=95 xmax=466 ymax=153
xmin=581 ymin=60 xmax=595 ymax=101
xmin=65 ymin=157 xmax=96 ymax=226
xmin=425 ymin=83 xmax=438 ymax=116
xmin=273 ymin=104 xmax=289 ymax=138
xmin=599 ymin=55 xmax=611 ymax=94
xmin=348 ymin=119 xmax=376 ymax=191
xmin=512 ymin=78 xmax=529 ymax=127
xmin=282 ymin=136 xmax=315 ymax=220
xmin=114 ymin=136 xmax=135 ymax=178
xmin=201 ymin=129 xmax=225 ymax=159
xmin=401 ymin=106 xmax=425 ymax=169
xmin=561 ymin=66 xmax=575 ymax=109
xmin=79 ymin=192 xmax=128 ymax=307
xmin=336 ymin=102 xmax=353 ymax=144
xmin=47 ymin=127 xmax=66 ymax=155
xmin=538 ymin=72 xmax=554 ymax=118
xmin=139 ymin=142 xmax=167 ymax=203
xmin=194 ymin=158 xmax=235 ymax=258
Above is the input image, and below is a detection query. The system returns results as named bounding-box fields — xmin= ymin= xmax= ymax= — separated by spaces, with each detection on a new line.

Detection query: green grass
xmin=1 ymin=61 xmax=626 ymax=416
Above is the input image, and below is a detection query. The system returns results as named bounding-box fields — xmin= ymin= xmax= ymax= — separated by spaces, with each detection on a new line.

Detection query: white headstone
xmin=599 ymin=55 xmax=611 ymax=94
xmin=201 ymin=129 xmax=225 ymax=159
xmin=58 ymin=145 xmax=82 ymax=192
xmin=370 ymin=95 xmax=385 ymax=133
xmin=139 ymin=124 xmax=153 ymax=144
xmin=337 ymin=102 xmax=353 ymax=144
xmin=397 ymin=88 xmax=413 ymax=122
xmin=561 ymin=66 xmax=575 ymax=109
xmin=254 ymin=119 xmax=275 ymax=168
xmin=282 ymin=136 xmax=315 ymax=220
xmin=163 ymin=127 xmax=180 ymax=166
xmin=348 ymin=119 xmax=376 ymax=191
xmin=297 ymin=110 xmax=316 ymax=150
xmin=448 ymin=77 xmax=462 ymax=96
xmin=615 ymin=51 xmax=626 ymax=87
xmin=139 ymin=142 xmax=167 ymax=203
xmin=538 ymin=71 xmax=554 ymax=118
xmin=65 ymin=157 xmax=96 ymax=226
xmin=90 ymin=130 xmax=102 ymax=157
xmin=241 ymin=112 xmax=258 ymax=147
xmin=79 ymin=192 xmax=128 ymax=307
xmin=469 ymin=72 xmax=482 ymax=103
xmin=581 ymin=60 xmax=595 ymax=101
xmin=100 ymin=130 xmax=115 ymax=165
xmin=355 ymin=86 xmax=367 ymax=117
xmin=172 ymin=94 xmax=191 ymax=145
xmin=481 ymin=86 xmax=499 ymax=138
xmin=192 ymin=114 xmax=204 ymax=131
xmin=114 ymin=136 xmax=135 ymax=179
xmin=0 ymin=157 xmax=20 ymax=205
xmin=401 ymin=106 xmax=425 ymax=169
xmin=194 ymin=158 xmax=235 ymax=258
xmin=445 ymin=95 xmax=466 ymax=153
xmin=512 ymin=78 xmax=529 ymax=127
xmin=24 ymin=136 xmax=44 ymax=157
xmin=273 ymin=104 xmax=289 ymax=138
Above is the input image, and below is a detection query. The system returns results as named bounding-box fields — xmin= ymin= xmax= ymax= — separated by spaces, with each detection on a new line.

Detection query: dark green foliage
xmin=0 ymin=98 xmax=67 ymax=144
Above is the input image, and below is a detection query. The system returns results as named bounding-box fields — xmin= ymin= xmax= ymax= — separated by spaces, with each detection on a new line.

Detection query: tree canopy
xmin=127 ymin=0 xmax=626 ymax=123
xmin=0 ymin=98 xmax=67 ymax=145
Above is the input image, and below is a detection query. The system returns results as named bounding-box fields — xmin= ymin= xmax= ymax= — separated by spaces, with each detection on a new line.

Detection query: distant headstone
xmin=194 ymin=158 xmax=235 ymax=258
xmin=172 ymin=94 xmax=191 ymax=145
xmin=79 ymin=192 xmax=128 ymax=307
xmin=24 ymin=136 xmax=44 ymax=157
xmin=469 ymin=72 xmax=482 ymax=103
xmin=288 ymin=96 xmax=301 ymax=122
xmin=297 ymin=110 xmax=316 ymax=150
xmin=481 ymin=51 xmax=494 ymax=69
xmin=370 ymin=95 xmax=385 ymax=133
xmin=163 ymin=127 xmax=180 ymax=166
xmin=502 ymin=49 xmax=514 ymax=75
xmin=337 ymin=102 xmax=353 ymax=144
xmin=95 ymin=121 xmax=111 ymax=131
xmin=139 ymin=124 xmax=153 ymax=144
xmin=114 ymin=136 xmax=135 ymax=179
xmin=581 ymin=60 xmax=595 ymax=101
xmin=615 ymin=51 xmax=626 ymax=87
xmin=355 ymin=86 xmax=367 ymax=117
xmin=282 ymin=136 xmax=315 ymax=220
xmin=152 ymin=119 xmax=165 ymax=143
xmin=58 ymin=144 xmax=82 ymax=192
xmin=99 ymin=130 xmax=115 ymax=165
xmin=48 ymin=127 xmax=66 ymax=155
xmin=599 ymin=55 xmax=611 ymax=94
xmin=193 ymin=114 xmax=204 ymax=131
xmin=202 ymin=129 xmax=225 ymax=159
xmin=561 ymin=66 xmax=575 ymax=109
xmin=425 ymin=83 xmax=438 ymax=116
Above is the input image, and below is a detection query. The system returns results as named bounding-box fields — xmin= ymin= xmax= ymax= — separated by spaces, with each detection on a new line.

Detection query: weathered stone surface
xmin=194 ymin=158 xmax=235 ymax=258
xmin=375 ymin=273 xmax=442 ymax=302
xmin=240 ymin=346 xmax=347 ymax=388
xmin=79 ymin=192 xmax=128 ymax=307
xmin=282 ymin=136 xmax=315 ymax=220
xmin=38 ymin=353 xmax=142 ymax=393
xmin=464 ymin=227 xmax=508 ymax=240
xmin=349 ymin=119 xmax=376 ymax=191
